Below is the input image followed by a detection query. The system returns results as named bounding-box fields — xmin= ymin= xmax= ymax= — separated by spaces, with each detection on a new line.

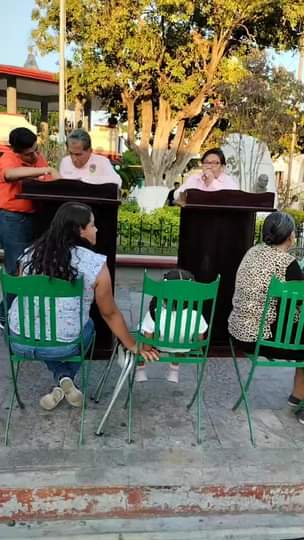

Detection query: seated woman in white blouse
xmin=8 ymin=202 xmax=157 ymax=411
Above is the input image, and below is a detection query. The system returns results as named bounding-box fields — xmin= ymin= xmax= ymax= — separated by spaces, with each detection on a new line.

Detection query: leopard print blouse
xmin=228 ymin=243 xmax=295 ymax=342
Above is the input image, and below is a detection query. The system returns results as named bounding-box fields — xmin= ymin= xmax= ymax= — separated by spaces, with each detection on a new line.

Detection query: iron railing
xmin=118 ymin=219 xmax=304 ymax=258
xmin=256 ymin=222 xmax=304 ymax=249
xmin=117 ymin=220 xmax=179 ymax=255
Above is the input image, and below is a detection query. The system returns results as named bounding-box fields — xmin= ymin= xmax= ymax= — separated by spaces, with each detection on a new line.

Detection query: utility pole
xmin=285 ymin=33 xmax=304 ymax=205
xmin=58 ymin=0 xmax=66 ymax=146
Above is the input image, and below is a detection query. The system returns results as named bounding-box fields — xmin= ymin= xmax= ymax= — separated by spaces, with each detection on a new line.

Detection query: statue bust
xmin=255 ymin=173 xmax=269 ymax=193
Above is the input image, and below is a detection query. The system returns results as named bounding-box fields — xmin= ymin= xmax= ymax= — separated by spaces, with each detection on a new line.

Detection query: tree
xmin=32 ymin=0 xmax=304 ymax=186
xmin=218 ymin=50 xmax=304 ymax=201
xmin=221 ymin=50 xmax=304 ymax=156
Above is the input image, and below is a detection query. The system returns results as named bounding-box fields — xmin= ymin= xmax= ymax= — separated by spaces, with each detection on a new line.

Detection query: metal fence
xmin=119 ymin=219 xmax=304 ymax=258
xmin=117 ymin=220 xmax=179 ymax=256
xmin=256 ymin=222 xmax=304 ymax=246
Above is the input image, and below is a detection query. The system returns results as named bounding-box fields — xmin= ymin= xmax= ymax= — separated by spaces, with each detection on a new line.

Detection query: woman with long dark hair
xmin=8 ymin=202 xmax=157 ymax=411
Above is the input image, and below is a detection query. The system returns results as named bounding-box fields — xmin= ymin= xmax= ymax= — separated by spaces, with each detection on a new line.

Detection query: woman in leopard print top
xmin=228 ymin=212 xmax=304 ymax=414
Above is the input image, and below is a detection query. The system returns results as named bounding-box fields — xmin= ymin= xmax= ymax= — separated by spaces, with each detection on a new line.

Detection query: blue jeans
xmin=10 ymin=318 xmax=95 ymax=385
xmin=0 ymin=210 xmax=34 ymax=274
xmin=0 ymin=210 xmax=34 ymax=322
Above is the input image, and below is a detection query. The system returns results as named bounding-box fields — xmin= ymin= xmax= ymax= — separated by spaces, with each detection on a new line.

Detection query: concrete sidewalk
xmin=1 ymin=514 xmax=304 ymax=539
xmin=0 ymin=268 xmax=304 ymax=529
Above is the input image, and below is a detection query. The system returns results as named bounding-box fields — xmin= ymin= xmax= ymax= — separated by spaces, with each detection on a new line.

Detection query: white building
xmin=273 ymin=154 xmax=304 ymax=198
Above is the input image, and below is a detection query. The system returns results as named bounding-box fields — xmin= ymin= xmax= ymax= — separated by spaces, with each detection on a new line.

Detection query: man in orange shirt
xmin=0 ymin=127 xmax=60 ymax=321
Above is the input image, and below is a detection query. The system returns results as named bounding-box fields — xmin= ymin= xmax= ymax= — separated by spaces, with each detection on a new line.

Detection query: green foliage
xmin=255 ymin=218 xmax=264 ymax=243
xmin=117 ymin=150 xmax=144 ymax=191
xmin=255 ymin=209 xmax=304 ymax=244
xmin=119 ymin=200 xmax=140 ymax=213
xmin=32 ymin=0 xmax=304 ymax=186
xmin=284 ymin=208 xmax=304 ymax=225
xmin=221 ymin=50 xmax=304 ymax=156
xmin=118 ymin=204 xmax=180 ymax=255
xmin=38 ymin=139 xmax=63 ymax=168
xmin=117 ymin=203 xmax=304 ymax=255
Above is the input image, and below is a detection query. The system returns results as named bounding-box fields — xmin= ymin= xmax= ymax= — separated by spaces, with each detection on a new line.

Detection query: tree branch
xmin=122 ymin=90 xmax=135 ymax=146
xmin=140 ymin=98 xmax=153 ymax=152
xmin=183 ymin=112 xmax=220 ymax=156
xmin=176 ymin=34 xmax=228 ymax=122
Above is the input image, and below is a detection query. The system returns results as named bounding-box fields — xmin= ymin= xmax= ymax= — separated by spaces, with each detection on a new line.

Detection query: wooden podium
xmin=177 ymin=190 xmax=275 ymax=348
xmin=18 ymin=179 xmax=120 ymax=358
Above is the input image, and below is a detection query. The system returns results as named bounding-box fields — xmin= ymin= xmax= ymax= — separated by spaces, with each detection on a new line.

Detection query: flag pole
xmin=58 ymin=0 xmax=66 ymax=146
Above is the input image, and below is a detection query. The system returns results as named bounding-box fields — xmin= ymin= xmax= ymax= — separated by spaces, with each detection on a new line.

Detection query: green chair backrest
xmin=256 ymin=276 xmax=304 ymax=354
xmin=1 ymin=269 xmax=84 ymax=349
xmin=137 ymin=271 xmax=220 ymax=354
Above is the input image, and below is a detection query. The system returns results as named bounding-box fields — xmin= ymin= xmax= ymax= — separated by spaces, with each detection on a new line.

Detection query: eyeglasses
xmin=202 ymin=160 xmax=221 ymax=165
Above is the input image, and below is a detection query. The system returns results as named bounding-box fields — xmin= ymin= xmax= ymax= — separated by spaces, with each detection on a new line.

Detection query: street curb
xmin=1 ymin=483 xmax=304 ymax=522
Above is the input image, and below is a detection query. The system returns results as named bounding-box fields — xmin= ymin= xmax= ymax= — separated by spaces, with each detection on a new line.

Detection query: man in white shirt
xmin=59 ymin=129 xmax=122 ymax=187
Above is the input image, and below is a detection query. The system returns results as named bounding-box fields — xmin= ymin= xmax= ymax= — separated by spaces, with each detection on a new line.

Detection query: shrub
xmin=117 ymin=205 xmax=180 ymax=255
xmin=119 ymin=200 xmax=140 ymax=213
xmin=118 ymin=204 xmax=304 ymax=255
xmin=284 ymin=208 xmax=304 ymax=226
xmin=255 ymin=209 xmax=304 ymax=244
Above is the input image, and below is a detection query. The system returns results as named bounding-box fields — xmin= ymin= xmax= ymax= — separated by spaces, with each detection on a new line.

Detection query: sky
xmin=0 ymin=0 xmax=58 ymax=71
xmin=0 ymin=0 xmax=300 ymax=75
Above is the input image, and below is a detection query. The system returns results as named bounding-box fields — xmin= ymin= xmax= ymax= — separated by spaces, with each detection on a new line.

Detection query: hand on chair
xmin=129 ymin=343 xmax=159 ymax=362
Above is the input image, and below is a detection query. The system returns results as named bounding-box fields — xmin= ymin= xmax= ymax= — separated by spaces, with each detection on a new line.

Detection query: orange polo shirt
xmin=0 ymin=149 xmax=48 ymax=213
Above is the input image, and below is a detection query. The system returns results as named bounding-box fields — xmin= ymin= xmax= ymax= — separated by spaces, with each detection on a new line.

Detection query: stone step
xmin=0 ymin=515 xmax=304 ymax=540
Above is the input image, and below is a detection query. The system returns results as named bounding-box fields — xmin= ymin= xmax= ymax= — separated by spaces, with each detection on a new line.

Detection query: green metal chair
xmin=230 ymin=276 xmax=304 ymax=447
xmin=1 ymin=270 xmax=95 ymax=446
xmin=126 ymin=271 xmax=220 ymax=444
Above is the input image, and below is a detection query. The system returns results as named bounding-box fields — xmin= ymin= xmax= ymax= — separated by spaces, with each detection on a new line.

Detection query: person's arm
xmin=143 ymin=331 xmax=156 ymax=353
xmin=173 ymin=175 xmax=196 ymax=205
xmin=4 ymin=166 xmax=60 ymax=182
xmin=95 ymin=264 xmax=158 ymax=360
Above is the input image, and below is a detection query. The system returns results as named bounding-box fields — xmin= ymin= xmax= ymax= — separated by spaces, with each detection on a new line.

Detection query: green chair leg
xmin=187 ymin=361 xmax=206 ymax=410
xmin=10 ymin=359 xmax=24 ymax=409
xmin=5 ymin=362 xmax=24 ymax=446
xmin=232 ymin=356 xmax=256 ymax=446
xmin=127 ymin=359 xmax=139 ymax=444
xmin=127 ymin=370 xmax=134 ymax=444
xmin=230 ymin=338 xmax=256 ymax=411
xmin=93 ymin=339 xmax=117 ymax=403
xmin=196 ymin=364 xmax=203 ymax=444
xmin=79 ymin=361 xmax=89 ymax=446
xmin=78 ymin=334 xmax=95 ymax=445
xmin=232 ymin=362 xmax=256 ymax=412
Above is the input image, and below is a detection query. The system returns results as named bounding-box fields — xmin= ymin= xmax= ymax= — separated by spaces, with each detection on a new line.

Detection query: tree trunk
xmin=128 ymin=34 xmax=228 ymax=187
xmin=164 ymin=113 xmax=220 ymax=185
xmin=138 ymin=111 xmax=219 ymax=186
